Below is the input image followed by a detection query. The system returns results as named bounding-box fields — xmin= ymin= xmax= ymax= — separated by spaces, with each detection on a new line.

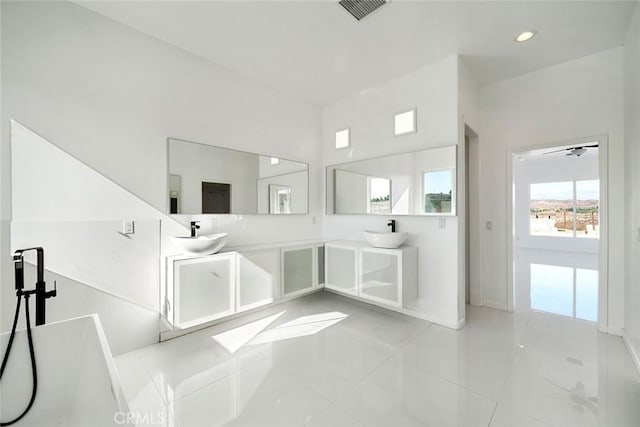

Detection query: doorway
xmin=509 ymin=136 xmax=607 ymax=330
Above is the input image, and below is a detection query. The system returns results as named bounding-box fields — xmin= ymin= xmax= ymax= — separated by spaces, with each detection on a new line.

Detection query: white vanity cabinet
xmin=168 ymin=253 xmax=237 ymax=329
xmin=281 ymin=243 xmax=324 ymax=298
xmin=164 ymin=241 xmax=324 ymax=338
xmin=324 ymin=243 xmax=359 ymax=296
xmin=236 ymin=248 xmax=279 ymax=312
xmin=325 ymin=241 xmax=417 ymax=309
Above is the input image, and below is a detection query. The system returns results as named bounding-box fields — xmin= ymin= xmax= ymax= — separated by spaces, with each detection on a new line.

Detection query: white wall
xmin=480 ymin=48 xmax=625 ymax=333
xmin=1 ymin=0 xmax=322 ymax=236
xmin=1 ymin=1 xmax=322 ymax=353
xmin=624 ymin=2 xmax=640 ymax=370
xmin=458 ymin=57 xmax=482 ymax=133
xmin=323 ymin=56 xmax=462 ymax=329
xmin=513 ymin=152 xmax=600 ymax=253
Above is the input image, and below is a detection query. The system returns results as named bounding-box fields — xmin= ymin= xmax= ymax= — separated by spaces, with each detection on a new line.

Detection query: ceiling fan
xmin=543 ymin=143 xmax=599 ymax=157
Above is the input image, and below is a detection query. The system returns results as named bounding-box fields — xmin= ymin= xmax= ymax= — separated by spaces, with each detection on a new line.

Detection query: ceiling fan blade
xmin=543 ymin=148 xmax=569 ymax=155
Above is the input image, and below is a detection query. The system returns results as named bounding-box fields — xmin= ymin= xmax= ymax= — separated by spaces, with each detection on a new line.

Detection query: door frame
xmin=506 ymin=134 xmax=608 ymax=332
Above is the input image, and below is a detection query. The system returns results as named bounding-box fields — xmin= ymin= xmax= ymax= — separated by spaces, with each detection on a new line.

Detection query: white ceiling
xmin=77 ymin=0 xmax=638 ymax=106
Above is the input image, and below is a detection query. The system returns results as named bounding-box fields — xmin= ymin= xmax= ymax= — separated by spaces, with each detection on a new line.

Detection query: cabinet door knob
xmin=210 ymin=272 xmax=221 ymax=279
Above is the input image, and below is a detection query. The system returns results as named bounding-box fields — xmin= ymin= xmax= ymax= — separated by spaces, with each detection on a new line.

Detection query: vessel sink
xmin=363 ymin=230 xmax=409 ymax=249
xmin=171 ymin=233 xmax=229 ymax=255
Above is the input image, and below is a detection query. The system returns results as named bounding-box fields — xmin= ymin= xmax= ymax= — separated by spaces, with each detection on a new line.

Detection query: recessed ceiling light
xmin=515 ymin=30 xmax=537 ymax=42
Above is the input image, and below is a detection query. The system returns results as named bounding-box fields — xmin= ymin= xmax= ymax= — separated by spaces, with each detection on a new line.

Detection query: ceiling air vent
xmin=339 ymin=0 xmax=388 ymax=21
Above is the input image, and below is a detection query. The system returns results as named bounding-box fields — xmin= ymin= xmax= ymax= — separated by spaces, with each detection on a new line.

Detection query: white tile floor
xmin=116 ymin=291 xmax=640 ymax=427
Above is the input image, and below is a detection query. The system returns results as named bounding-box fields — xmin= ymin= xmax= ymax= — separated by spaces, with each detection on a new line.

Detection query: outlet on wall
xmin=123 ymin=220 xmax=135 ymax=235
xmin=439 ymin=218 xmax=446 ymax=229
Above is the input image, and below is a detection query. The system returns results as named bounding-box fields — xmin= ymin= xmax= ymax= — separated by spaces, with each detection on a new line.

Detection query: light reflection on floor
xmin=211 ymin=311 xmax=349 ymax=353
xmin=248 ymin=311 xmax=349 ymax=345
xmin=515 ymin=248 xmax=598 ymax=322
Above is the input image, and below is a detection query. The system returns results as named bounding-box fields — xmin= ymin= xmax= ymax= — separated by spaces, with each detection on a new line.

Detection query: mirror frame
xmin=166 ymin=137 xmax=310 ymax=216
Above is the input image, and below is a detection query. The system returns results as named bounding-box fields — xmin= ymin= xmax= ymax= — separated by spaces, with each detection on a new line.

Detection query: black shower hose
xmin=0 ymin=292 xmax=38 ymax=426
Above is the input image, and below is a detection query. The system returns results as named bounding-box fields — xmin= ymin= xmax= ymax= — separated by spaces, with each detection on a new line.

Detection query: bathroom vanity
xmin=165 ymin=241 xmax=325 ymax=330
xmin=324 ymin=240 xmax=418 ymax=309
xmin=165 ymin=239 xmax=417 ymax=334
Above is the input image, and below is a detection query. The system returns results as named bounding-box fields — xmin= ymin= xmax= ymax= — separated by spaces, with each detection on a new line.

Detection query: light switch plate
xmin=123 ymin=220 xmax=135 ymax=235
xmin=439 ymin=218 xmax=446 ymax=229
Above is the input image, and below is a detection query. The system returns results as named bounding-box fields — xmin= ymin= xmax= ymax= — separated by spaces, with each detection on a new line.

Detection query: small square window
xmin=270 ymin=157 xmax=280 ymax=165
xmin=394 ymin=108 xmax=417 ymax=136
xmin=335 ymin=128 xmax=350 ymax=149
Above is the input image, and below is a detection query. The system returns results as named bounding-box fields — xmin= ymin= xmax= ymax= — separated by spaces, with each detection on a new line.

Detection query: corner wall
xmin=458 ymin=57 xmax=482 ymax=316
xmin=623 ymin=2 xmax=640 ymax=370
xmin=322 ymin=56 xmax=462 ymax=328
xmin=480 ymin=48 xmax=625 ymax=333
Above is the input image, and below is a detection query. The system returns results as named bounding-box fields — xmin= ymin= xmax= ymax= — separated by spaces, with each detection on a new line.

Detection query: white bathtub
xmin=0 ymin=314 xmax=133 ymax=426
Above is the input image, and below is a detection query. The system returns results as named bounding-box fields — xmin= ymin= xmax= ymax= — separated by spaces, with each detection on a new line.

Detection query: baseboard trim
xmin=457 ymin=317 xmax=466 ymax=329
xmin=607 ymin=326 xmax=623 ymax=337
xmin=483 ymin=300 xmax=508 ymax=311
xmin=622 ymin=329 xmax=640 ymax=376
xmin=323 ymin=288 xmax=460 ymax=329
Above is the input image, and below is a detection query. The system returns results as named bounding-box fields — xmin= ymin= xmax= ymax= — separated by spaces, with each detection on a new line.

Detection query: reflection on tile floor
xmin=515 ymin=248 xmax=599 ymax=321
xmin=116 ymin=291 xmax=640 ymax=427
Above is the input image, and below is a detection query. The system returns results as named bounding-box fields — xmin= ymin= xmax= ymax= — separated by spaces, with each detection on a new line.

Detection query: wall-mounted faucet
xmin=190 ymin=221 xmax=201 ymax=238
xmin=387 ymin=219 xmax=396 ymax=233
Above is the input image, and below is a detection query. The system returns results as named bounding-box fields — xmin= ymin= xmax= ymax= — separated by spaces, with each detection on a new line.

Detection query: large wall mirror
xmin=168 ymin=138 xmax=309 ymax=215
xmin=327 ymin=145 xmax=457 ymax=216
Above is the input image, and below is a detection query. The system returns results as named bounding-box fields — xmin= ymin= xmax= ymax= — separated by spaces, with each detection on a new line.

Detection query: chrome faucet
xmin=190 ymin=221 xmax=201 ymax=237
xmin=387 ymin=219 xmax=396 ymax=232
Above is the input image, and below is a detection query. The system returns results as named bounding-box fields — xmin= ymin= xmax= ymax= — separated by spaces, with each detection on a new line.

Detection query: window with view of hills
xmin=530 ymin=180 xmax=599 ymax=239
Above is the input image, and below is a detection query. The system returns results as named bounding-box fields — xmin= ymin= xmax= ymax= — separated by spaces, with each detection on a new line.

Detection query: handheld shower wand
xmin=1 ymin=247 xmax=56 ymax=426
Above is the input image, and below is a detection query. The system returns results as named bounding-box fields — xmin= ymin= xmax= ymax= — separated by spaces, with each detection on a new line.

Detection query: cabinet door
xmin=281 ymin=246 xmax=315 ymax=297
xmin=359 ymin=249 xmax=401 ymax=307
xmin=317 ymin=245 xmax=325 ymax=286
xmin=325 ymin=245 xmax=358 ymax=295
xmin=237 ymin=249 xmax=278 ymax=312
xmin=174 ymin=254 xmax=235 ymax=328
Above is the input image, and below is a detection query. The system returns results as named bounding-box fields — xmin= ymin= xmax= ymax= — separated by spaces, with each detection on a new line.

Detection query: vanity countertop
xmin=166 ymin=238 xmax=326 ymax=260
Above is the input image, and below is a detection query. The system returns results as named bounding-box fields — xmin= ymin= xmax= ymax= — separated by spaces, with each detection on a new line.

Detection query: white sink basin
xmin=171 ymin=233 xmax=229 ymax=255
xmin=363 ymin=230 xmax=409 ymax=249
